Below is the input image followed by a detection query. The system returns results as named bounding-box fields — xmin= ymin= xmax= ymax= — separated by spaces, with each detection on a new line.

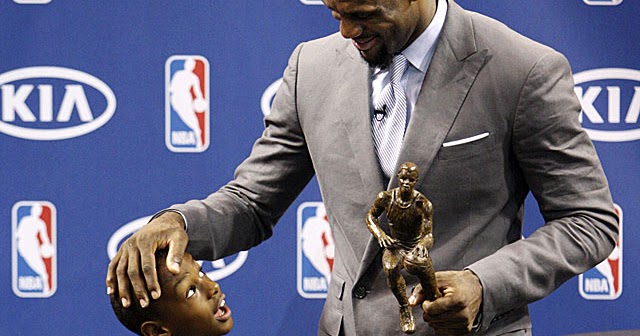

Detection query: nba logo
xmin=12 ymin=201 xmax=57 ymax=298
xmin=297 ymin=202 xmax=335 ymax=299
xmin=579 ymin=204 xmax=623 ymax=300
xmin=165 ymin=55 xmax=210 ymax=152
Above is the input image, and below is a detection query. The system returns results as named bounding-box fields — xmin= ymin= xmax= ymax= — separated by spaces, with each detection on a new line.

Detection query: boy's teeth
xmin=219 ymin=299 xmax=225 ymax=308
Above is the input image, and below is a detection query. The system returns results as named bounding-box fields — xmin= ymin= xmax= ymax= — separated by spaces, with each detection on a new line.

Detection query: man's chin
xmin=359 ymin=49 xmax=392 ymax=69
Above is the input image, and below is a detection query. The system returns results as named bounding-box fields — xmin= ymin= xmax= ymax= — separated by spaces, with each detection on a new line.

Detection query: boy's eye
xmin=199 ymin=270 xmax=205 ymax=278
xmin=186 ymin=286 xmax=196 ymax=299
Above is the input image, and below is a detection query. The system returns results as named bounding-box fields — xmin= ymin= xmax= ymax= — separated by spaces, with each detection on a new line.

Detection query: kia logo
xmin=0 ymin=66 xmax=116 ymax=140
xmin=574 ymin=68 xmax=640 ymax=142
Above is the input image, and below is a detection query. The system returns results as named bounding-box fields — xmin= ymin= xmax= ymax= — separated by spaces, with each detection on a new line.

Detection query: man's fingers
xmin=424 ymin=304 xmax=473 ymax=335
xmin=422 ymin=284 xmax=477 ymax=333
xmin=126 ymin=241 xmax=150 ymax=308
xmin=423 ymin=301 xmax=467 ymax=324
xmin=106 ymin=249 xmax=122 ymax=295
xmin=106 ymin=212 xmax=189 ymax=307
xmin=138 ymin=239 xmax=160 ymax=301
xmin=115 ymin=248 xmax=131 ymax=307
xmin=418 ymin=271 xmax=482 ymax=334
xmin=422 ymin=294 xmax=459 ymax=317
xmin=166 ymin=230 xmax=188 ymax=274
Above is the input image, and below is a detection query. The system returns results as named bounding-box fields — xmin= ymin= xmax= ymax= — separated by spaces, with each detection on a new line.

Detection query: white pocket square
xmin=442 ymin=132 xmax=490 ymax=148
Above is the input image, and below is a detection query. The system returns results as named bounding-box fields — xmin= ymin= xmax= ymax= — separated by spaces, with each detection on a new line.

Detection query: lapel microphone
xmin=374 ymin=104 xmax=387 ymax=121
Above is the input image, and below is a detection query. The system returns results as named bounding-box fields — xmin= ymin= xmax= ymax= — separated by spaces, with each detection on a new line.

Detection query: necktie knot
xmin=390 ymin=54 xmax=408 ymax=85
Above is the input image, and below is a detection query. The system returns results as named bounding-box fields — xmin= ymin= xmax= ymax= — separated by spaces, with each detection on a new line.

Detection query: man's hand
xmin=105 ymin=211 xmax=188 ymax=309
xmin=409 ymin=270 xmax=483 ymax=335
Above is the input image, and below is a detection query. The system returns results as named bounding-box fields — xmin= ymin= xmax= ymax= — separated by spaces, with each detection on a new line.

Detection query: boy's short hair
xmin=109 ymin=250 xmax=168 ymax=335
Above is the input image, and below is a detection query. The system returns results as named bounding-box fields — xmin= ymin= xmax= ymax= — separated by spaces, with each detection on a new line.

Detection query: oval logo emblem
xmin=260 ymin=78 xmax=282 ymax=117
xmin=0 ymin=66 xmax=116 ymax=140
xmin=107 ymin=216 xmax=248 ymax=281
xmin=574 ymin=68 xmax=640 ymax=142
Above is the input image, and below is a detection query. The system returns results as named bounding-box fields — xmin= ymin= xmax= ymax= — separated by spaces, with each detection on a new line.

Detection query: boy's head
xmin=110 ymin=250 xmax=233 ymax=336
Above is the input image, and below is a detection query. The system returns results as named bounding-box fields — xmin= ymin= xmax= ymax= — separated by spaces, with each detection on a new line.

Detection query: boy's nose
xmin=206 ymin=280 xmax=220 ymax=298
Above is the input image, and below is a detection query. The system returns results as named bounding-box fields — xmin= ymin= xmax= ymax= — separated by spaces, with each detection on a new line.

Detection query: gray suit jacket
xmin=175 ymin=1 xmax=618 ymax=335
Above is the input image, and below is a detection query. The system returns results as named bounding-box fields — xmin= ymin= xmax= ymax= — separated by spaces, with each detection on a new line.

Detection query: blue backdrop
xmin=1 ymin=0 xmax=638 ymax=335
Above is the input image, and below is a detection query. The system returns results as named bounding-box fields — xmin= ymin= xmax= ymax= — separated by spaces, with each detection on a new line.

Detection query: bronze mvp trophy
xmin=366 ymin=162 xmax=441 ymax=334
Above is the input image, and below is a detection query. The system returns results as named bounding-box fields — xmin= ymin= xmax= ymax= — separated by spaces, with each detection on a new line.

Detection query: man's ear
xmin=141 ymin=321 xmax=171 ymax=336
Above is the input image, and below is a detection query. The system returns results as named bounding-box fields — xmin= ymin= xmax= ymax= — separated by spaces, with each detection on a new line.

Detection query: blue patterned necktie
xmin=372 ymin=54 xmax=409 ymax=179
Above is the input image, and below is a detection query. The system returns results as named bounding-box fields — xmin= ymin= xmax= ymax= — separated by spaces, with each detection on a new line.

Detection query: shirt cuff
xmin=472 ymin=309 xmax=483 ymax=333
xmin=149 ymin=209 xmax=189 ymax=232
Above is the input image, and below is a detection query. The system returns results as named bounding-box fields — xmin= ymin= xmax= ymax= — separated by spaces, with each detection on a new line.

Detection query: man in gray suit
xmin=107 ymin=0 xmax=618 ymax=334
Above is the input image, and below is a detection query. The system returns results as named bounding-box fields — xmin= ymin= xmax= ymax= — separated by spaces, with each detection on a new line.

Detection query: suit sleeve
xmin=467 ymin=51 xmax=619 ymax=331
xmin=171 ymin=43 xmax=315 ymax=261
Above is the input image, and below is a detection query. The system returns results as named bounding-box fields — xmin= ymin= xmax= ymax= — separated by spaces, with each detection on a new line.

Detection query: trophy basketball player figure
xmin=366 ymin=162 xmax=441 ymax=334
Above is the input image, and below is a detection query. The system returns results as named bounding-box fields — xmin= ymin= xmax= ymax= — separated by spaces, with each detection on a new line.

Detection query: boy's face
xmin=155 ymin=253 xmax=233 ymax=336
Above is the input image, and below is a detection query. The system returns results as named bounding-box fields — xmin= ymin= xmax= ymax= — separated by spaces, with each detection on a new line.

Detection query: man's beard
xmin=360 ymin=43 xmax=393 ymax=69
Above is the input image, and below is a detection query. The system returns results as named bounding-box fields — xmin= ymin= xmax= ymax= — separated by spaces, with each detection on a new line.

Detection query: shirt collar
xmin=402 ymin=0 xmax=447 ymax=72
xmin=373 ymin=0 xmax=448 ymax=75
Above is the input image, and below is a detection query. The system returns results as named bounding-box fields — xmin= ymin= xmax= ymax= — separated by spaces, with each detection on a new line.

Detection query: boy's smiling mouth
xmin=214 ymin=294 xmax=232 ymax=322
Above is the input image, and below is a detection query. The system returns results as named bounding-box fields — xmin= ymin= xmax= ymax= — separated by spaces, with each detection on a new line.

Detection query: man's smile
xmin=352 ymin=36 xmax=377 ymax=51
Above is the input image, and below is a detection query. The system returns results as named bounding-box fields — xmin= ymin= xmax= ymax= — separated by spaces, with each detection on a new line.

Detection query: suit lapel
xmin=400 ymin=2 xmax=488 ymax=192
xmin=356 ymin=0 xmax=489 ymax=282
xmin=335 ymin=43 xmax=387 ymax=204
xmin=331 ymin=41 xmax=388 ymax=270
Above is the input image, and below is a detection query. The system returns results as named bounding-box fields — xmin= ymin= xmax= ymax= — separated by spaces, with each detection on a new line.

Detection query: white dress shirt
xmin=371 ymin=0 xmax=448 ymax=126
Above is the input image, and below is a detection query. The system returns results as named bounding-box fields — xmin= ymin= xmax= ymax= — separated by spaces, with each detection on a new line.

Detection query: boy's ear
xmin=141 ymin=321 xmax=171 ymax=336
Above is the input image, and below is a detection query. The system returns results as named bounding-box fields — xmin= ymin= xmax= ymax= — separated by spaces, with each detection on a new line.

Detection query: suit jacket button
xmin=353 ymin=285 xmax=367 ymax=299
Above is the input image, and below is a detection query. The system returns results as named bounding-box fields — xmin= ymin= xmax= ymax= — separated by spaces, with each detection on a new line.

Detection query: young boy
xmin=110 ymin=249 xmax=233 ymax=336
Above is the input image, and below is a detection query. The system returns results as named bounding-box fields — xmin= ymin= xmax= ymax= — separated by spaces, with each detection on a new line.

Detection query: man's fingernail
xmin=408 ymin=296 xmax=416 ymax=305
xmin=107 ymin=287 xmax=113 ymax=295
xmin=140 ymin=298 xmax=148 ymax=308
xmin=121 ymin=297 xmax=129 ymax=307
xmin=171 ymin=262 xmax=180 ymax=272
xmin=151 ymin=290 xmax=160 ymax=300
